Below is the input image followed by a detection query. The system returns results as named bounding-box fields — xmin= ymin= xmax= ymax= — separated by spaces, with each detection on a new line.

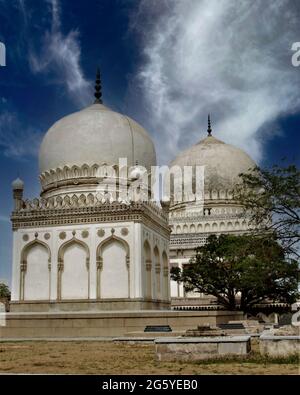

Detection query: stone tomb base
xmin=155 ymin=336 xmax=251 ymax=361
xmin=0 ymin=310 xmax=243 ymax=339
xmin=259 ymin=334 xmax=300 ymax=357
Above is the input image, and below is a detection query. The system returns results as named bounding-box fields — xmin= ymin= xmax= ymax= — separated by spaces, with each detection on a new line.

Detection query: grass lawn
xmin=0 ymin=340 xmax=299 ymax=375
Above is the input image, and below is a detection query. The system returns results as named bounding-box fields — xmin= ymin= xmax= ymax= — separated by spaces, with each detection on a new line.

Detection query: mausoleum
xmin=10 ymin=72 xmax=170 ymax=312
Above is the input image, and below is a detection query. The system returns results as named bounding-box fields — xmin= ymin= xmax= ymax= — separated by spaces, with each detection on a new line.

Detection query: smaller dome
xmin=129 ymin=163 xmax=148 ymax=180
xmin=12 ymin=177 xmax=24 ymax=190
xmin=170 ymin=134 xmax=256 ymax=192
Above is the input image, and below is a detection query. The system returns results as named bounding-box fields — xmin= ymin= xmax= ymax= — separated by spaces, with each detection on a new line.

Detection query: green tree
xmin=0 ymin=283 xmax=11 ymax=300
xmin=235 ymin=164 xmax=300 ymax=256
xmin=170 ymin=234 xmax=299 ymax=312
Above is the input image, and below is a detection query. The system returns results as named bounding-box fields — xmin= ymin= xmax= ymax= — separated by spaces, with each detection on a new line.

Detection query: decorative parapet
xmin=11 ymin=199 xmax=170 ymax=237
xmin=169 ymin=206 xmax=246 ymax=221
xmin=39 ymin=163 xmax=117 ymax=191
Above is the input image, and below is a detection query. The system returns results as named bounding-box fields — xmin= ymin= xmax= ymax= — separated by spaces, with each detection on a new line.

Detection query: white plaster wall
xmin=133 ymin=223 xmax=142 ymax=299
xmin=11 ymin=231 xmax=20 ymax=301
xmin=101 ymin=241 xmax=128 ymax=298
xmin=12 ymin=218 xmax=169 ymax=303
xmin=24 ymin=244 xmax=49 ymax=300
xmin=141 ymin=224 xmax=170 ymax=301
xmin=61 ymin=243 xmax=88 ymax=299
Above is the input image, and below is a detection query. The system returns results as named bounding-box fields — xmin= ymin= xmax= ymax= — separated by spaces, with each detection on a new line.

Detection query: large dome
xmin=170 ymin=134 xmax=256 ymax=192
xmin=39 ymin=103 xmax=156 ymax=174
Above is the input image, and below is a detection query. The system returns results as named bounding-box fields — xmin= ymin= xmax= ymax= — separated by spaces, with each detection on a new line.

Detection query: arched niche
xmin=227 ymin=222 xmax=233 ymax=230
xmin=57 ymin=238 xmax=90 ymax=300
xmin=162 ymin=251 xmax=169 ymax=300
xmin=153 ymin=246 xmax=161 ymax=300
xmin=20 ymin=239 xmax=51 ymax=301
xmin=204 ymin=223 xmax=210 ymax=232
xmin=143 ymin=240 xmax=152 ymax=299
xmin=96 ymin=235 xmax=130 ymax=299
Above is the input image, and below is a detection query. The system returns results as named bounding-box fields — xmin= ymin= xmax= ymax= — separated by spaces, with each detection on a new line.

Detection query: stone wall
xmin=0 ymin=310 xmax=243 ymax=339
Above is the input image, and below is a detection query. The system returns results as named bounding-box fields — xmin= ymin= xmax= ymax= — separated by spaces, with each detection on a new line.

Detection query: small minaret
xmin=12 ymin=177 xmax=24 ymax=211
xmin=207 ymin=114 xmax=212 ymax=136
xmin=94 ymin=68 xmax=103 ymax=104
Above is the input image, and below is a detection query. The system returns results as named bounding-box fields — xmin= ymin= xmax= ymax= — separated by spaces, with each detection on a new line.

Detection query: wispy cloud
xmin=0 ymin=112 xmax=41 ymax=159
xmin=130 ymin=0 xmax=300 ymax=164
xmin=28 ymin=0 xmax=91 ymax=106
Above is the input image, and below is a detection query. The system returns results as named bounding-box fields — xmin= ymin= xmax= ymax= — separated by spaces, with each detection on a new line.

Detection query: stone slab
xmin=155 ymin=336 xmax=251 ymax=361
xmin=260 ymin=334 xmax=300 ymax=357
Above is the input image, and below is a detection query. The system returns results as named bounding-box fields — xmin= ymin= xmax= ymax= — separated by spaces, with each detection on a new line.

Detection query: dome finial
xmin=207 ymin=114 xmax=212 ymax=136
xmin=94 ymin=67 xmax=103 ymax=104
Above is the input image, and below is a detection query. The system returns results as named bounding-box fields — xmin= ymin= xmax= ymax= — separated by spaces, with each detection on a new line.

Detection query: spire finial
xmin=207 ymin=114 xmax=212 ymax=136
xmin=94 ymin=68 xmax=102 ymax=104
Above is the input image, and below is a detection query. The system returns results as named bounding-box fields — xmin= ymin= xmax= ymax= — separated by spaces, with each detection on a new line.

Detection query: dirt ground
xmin=0 ymin=341 xmax=299 ymax=375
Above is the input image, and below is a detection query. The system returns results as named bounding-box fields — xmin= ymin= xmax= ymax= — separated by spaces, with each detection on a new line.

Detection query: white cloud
xmin=0 ymin=112 xmax=41 ymax=159
xmin=130 ymin=0 xmax=300 ymax=164
xmin=29 ymin=0 xmax=91 ymax=106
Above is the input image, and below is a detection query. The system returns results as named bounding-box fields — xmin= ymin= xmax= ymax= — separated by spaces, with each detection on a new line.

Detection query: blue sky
xmin=0 ymin=0 xmax=299 ymax=285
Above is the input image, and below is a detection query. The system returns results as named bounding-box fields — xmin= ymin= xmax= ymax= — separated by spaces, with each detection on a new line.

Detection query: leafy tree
xmin=0 ymin=283 xmax=11 ymax=300
xmin=170 ymin=234 xmax=299 ymax=312
xmin=235 ymin=164 xmax=300 ymax=256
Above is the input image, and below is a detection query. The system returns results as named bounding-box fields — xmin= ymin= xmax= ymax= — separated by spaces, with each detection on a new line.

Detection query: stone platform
xmin=9 ymin=299 xmax=170 ymax=312
xmin=0 ymin=310 xmax=243 ymax=339
xmin=155 ymin=336 xmax=251 ymax=361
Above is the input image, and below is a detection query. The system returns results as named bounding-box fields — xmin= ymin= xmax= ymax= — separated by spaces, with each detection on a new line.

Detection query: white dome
xmin=12 ymin=177 xmax=24 ymax=190
xmin=170 ymin=134 xmax=256 ymax=191
xmin=39 ymin=103 xmax=156 ymax=175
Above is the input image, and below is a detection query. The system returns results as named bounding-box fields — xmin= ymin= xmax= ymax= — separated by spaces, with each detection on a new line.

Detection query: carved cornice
xmin=11 ymin=201 xmax=170 ymax=238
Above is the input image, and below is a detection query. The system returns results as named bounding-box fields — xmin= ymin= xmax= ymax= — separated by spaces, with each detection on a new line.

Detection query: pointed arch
xmin=227 ymin=222 xmax=233 ymax=231
xmin=153 ymin=246 xmax=161 ymax=300
xmin=63 ymin=165 xmax=71 ymax=179
xmin=81 ymin=163 xmax=90 ymax=178
xmin=96 ymin=235 xmax=130 ymax=299
xmin=220 ymin=222 xmax=225 ymax=231
xmin=204 ymin=223 xmax=210 ymax=232
xmin=197 ymin=223 xmax=203 ymax=232
xmin=20 ymin=239 xmax=51 ymax=301
xmin=71 ymin=165 xmax=80 ymax=178
xmin=143 ymin=239 xmax=152 ymax=299
xmin=162 ymin=251 xmax=169 ymax=300
xmin=57 ymin=237 xmax=90 ymax=300
xmin=56 ymin=167 xmax=64 ymax=181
